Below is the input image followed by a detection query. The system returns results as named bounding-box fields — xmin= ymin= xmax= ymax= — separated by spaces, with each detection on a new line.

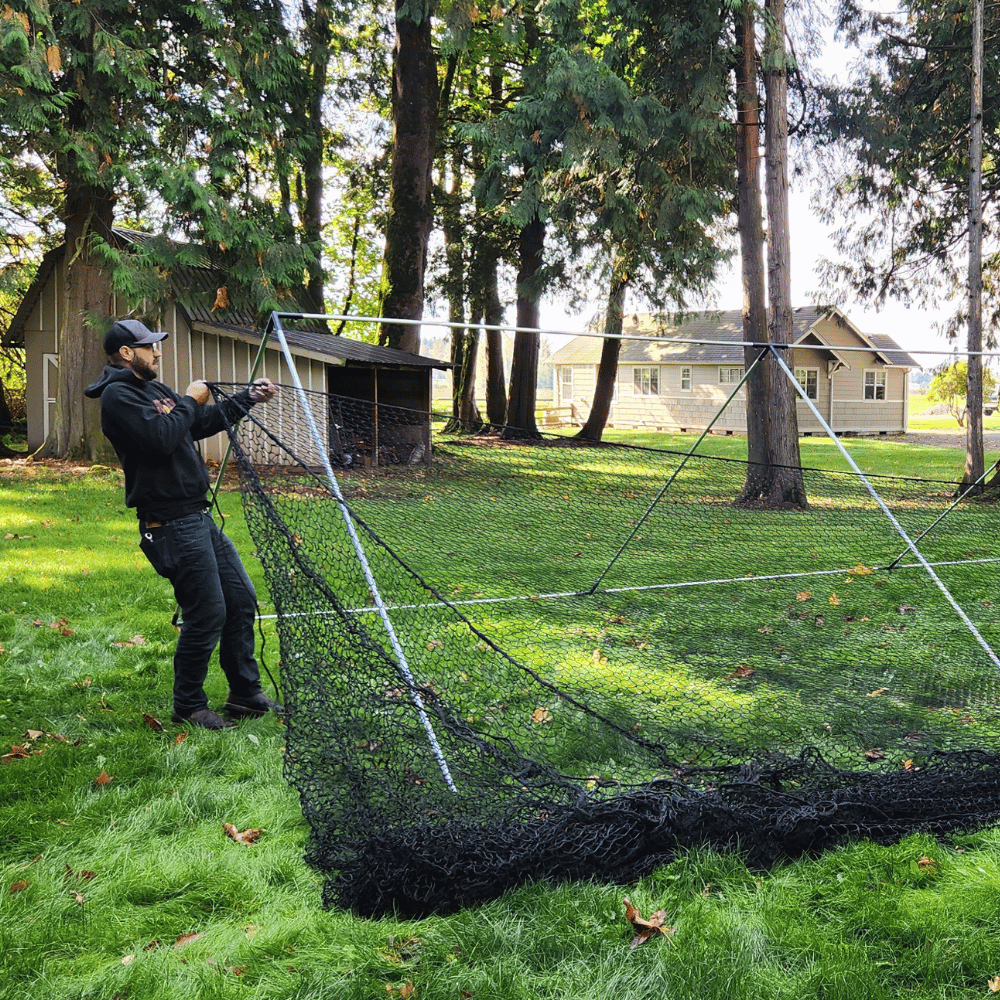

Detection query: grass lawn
xmin=4 ymin=441 xmax=1000 ymax=1000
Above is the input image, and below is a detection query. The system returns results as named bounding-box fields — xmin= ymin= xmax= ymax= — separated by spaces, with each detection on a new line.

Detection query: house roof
xmin=4 ymin=227 xmax=450 ymax=370
xmin=547 ymin=307 xmax=919 ymax=369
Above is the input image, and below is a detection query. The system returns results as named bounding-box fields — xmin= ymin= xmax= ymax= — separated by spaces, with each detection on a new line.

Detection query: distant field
xmin=908 ymin=391 xmax=1000 ymax=431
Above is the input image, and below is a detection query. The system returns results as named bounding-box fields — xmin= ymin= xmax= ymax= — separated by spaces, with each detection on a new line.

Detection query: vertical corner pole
xmin=270 ymin=312 xmax=458 ymax=792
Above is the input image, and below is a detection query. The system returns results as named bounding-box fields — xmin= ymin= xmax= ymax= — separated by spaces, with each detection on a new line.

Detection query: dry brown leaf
xmin=989 ymin=976 xmax=1000 ymax=993
xmin=866 ymin=687 xmax=889 ymax=698
xmin=623 ymin=897 xmax=676 ymax=949
xmin=864 ymin=749 xmax=885 ymax=761
xmin=9 ymin=880 xmax=29 ymax=893
xmin=531 ymin=707 xmax=553 ymax=724
xmin=796 ymin=590 xmax=811 ymax=601
xmin=174 ymin=932 xmax=206 ymax=948
xmin=142 ymin=713 xmax=164 ymax=731
xmin=916 ymin=855 xmax=935 ymax=869
xmin=115 ymin=635 xmax=146 ymax=648
xmin=725 ymin=664 xmax=754 ymax=680
xmin=94 ymin=770 xmax=113 ymax=786
xmin=223 ymin=822 xmax=262 ymax=845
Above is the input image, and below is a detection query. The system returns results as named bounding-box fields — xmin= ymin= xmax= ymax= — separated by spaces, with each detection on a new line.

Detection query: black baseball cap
xmin=103 ymin=319 xmax=169 ymax=356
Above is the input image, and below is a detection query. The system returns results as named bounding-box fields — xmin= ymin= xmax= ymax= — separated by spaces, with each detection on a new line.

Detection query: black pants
xmin=139 ymin=511 xmax=262 ymax=714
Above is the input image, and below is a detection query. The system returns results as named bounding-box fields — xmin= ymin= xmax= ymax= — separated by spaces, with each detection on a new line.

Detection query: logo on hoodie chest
xmin=153 ymin=397 xmax=175 ymax=415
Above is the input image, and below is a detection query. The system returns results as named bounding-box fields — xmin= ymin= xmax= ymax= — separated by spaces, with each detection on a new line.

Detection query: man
xmin=85 ymin=318 xmax=283 ymax=729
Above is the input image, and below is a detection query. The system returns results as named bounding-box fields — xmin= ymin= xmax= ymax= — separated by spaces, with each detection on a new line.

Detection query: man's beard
xmin=131 ymin=356 xmax=158 ymax=381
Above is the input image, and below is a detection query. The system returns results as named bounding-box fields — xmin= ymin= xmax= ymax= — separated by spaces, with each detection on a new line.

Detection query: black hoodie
xmin=84 ymin=365 xmax=254 ymax=521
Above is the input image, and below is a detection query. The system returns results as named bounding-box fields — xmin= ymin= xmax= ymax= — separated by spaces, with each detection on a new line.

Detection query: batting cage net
xmin=213 ymin=369 xmax=1000 ymax=918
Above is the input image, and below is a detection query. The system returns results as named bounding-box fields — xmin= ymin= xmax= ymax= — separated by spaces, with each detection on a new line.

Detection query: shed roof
xmin=4 ymin=228 xmax=450 ymax=369
xmin=547 ymin=307 xmax=919 ymax=369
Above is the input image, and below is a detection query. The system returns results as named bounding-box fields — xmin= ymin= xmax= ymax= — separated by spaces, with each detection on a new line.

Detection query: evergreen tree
xmin=0 ymin=0 xmax=311 ymax=459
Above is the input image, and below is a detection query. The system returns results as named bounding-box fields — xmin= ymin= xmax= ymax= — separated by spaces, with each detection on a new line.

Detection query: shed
xmin=4 ymin=228 xmax=450 ymax=464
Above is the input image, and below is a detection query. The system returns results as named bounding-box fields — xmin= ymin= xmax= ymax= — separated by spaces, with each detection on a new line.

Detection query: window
xmin=795 ymin=367 xmax=819 ymax=400
xmin=680 ymin=367 xmax=692 ymax=391
xmin=633 ymin=366 xmax=660 ymax=396
xmin=560 ymin=366 xmax=573 ymax=404
xmin=864 ymin=370 xmax=886 ymax=400
xmin=719 ymin=367 xmax=745 ymax=385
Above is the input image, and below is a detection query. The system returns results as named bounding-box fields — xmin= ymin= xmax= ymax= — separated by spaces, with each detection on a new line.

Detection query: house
xmin=4 ymin=228 xmax=450 ymax=464
xmin=546 ymin=307 xmax=919 ymax=435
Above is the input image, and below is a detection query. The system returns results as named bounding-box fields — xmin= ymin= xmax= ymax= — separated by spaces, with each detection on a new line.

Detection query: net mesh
xmin=215 ymin=382 xmax=1000 ymax=917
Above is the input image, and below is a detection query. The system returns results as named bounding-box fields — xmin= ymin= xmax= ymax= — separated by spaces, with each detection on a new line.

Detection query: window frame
xmin=633 ymin=366 xmax=660 ymax=396
xmin=795 ymin=367 xmax=819 ymax=400
xmin=559 ymin=365 xmax=573 ymax=404
xmin=719 ymin=367 xmax=745 ymax=385
xmin=863 ymin=369 xmax=887 ymax=401
xmin=680 ymin=366 xmax=692 ymax=391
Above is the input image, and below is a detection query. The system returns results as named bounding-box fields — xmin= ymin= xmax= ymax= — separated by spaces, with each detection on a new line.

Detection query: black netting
xmin=214 ymin=382 xmax=1000 ymax=917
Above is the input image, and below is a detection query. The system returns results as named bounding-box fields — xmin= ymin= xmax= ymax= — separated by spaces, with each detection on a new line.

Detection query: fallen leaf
xmin=223 ymin=822 xmax=262 ymax=845
xmin=828 ymin=593 xmax=841 ymax=606
xmin=93 ymin=770 xmax=113 ymax=786
xmin=623 ymin=897 xmax=676 ymax=948
xmin=849 ymin=563 xmax=873 ymax=576
xmin=864 ymin=748 xmax=885 ymax=761
xmin=114 ymin=635 xmax=146 ymax=648
xmin=866 ymin=687 xmax=889 ymax=698
xmin=174 ymin=932 xmax=206 ymax=948
xmin=916 ymin=855 xmax=935 ymax=869
xmin=142 ymin=713 xmax=164 ymax=731
xmin=174 ymin=732 xmax=188 ymax=744
xmin=531 ymin=707 xmax=553 ymax=724
xmin=796 ymin=590 xmax=811 ymax=601
xmin=122 ymin=955 xmax=136 ymax=966
xmin=989 ymin=975 xmax=1000 ymax=993
xmin=9 ymin=881 xmax=29 ymax=893
xmin=725 ymin=664 xmax=754 ymax=680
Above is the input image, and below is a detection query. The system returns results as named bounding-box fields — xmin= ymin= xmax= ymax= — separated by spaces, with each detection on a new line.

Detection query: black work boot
xmin=171 ymin=707 xmax=236 ymax=730
xmin=221 ymin=692 xmax=285 ymax=719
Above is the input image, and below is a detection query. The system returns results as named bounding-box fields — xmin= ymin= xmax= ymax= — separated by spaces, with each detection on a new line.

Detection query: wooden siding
xmin=554 ymin=350 xmax=909 ymax=435
xmin=20 ymin=281 xmax=329 ymax=462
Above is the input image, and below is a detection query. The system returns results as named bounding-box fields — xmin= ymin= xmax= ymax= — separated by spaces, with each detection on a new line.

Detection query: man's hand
xmin=249 ymin=377 xmax=277 ymax=403
xmin=184 ymin=380 xmax=211 ymax=405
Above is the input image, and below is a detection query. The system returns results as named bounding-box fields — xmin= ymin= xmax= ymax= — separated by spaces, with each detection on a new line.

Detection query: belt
xmin=140 ymin=508 xmax=208 ymax=531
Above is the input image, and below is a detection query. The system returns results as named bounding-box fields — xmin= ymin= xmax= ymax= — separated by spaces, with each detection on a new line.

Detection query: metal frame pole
xmin=267 ymin=312 xmax=457 ymax=791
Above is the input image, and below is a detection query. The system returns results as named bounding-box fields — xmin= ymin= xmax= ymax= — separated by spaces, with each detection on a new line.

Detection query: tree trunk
xmin=734 ymin=2 xmax=771 ymax=502
xmin=301 ymin=5 xmax=331 ymax=314
xmin=503 ymin=214 xmax=544 ymax=439
xmin=576 ymin=278 xmax=627 ymax=443
xmin=379 ymin=0 xmax=438 ymax=354
xmin=964 ymin=0 xmax=985 ymax=492
xmin=441 ymin=149 xmax=482 ymax=429
xmin=39 ymin=180 xmax=116 ymax=461
xmin=762 ymin=0 xmax=806 ymax=507
xmin=484 ymin=304 xmax=506 ymax=427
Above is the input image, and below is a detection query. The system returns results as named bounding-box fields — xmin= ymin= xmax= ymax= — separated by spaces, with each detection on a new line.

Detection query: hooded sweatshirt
xmin=84 ymin=365 xmax=254 ymax=522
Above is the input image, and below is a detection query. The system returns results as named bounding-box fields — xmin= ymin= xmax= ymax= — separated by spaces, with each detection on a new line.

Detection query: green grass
xmin=5 ymin=449 xmax=1000 ymax=999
